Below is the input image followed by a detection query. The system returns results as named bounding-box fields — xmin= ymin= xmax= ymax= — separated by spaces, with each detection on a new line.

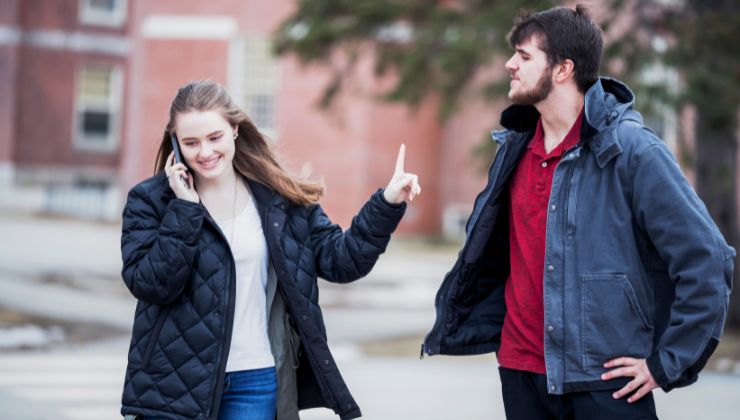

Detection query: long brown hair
xmin=154 ymin=80 xmax=323 ymax=206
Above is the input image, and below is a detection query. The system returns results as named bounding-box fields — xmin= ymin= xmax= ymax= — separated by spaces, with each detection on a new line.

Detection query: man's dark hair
xmin=507 ymin=5 xmax=603 ymax=93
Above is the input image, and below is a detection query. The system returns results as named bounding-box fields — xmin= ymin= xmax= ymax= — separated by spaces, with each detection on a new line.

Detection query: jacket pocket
xmin=143 ymin=306 xmax=171 ymax=369
xmin=580 ymin=273 xmax=653 ymax=369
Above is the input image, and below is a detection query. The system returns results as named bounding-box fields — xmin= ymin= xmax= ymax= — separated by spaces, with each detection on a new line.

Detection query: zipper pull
xmin=419 ymin=343 xmax=425 ymax=360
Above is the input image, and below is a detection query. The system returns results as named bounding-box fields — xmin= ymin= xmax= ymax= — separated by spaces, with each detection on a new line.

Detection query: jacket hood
xmin=494 ymin=77 xmax=639 ymax=167
xmin=497 ymin=77 xmax=636 ymax=136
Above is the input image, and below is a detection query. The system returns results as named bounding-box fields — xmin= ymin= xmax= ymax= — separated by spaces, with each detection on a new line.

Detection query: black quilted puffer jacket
xmin=120 ymin=172 xmax=406 ymax=419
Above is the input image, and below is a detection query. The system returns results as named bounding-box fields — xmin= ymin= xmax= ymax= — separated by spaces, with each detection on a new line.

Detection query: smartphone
xmin=169 ymin=133 xmax=190 ymax=189
xmin=170 ymin=133 xmax=184 ymax=164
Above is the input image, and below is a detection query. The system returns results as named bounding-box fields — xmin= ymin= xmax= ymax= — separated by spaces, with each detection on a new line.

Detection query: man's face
xmin=505 ymin=34 xmax=554 ymax=105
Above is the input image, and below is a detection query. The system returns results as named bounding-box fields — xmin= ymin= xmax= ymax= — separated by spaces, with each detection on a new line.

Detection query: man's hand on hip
xmin=601 ymin=357 xmax=659 ymax=403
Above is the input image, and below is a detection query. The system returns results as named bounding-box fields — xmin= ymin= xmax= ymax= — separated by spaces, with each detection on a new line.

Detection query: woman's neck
xmin=196 ymin=168 xmax=249 ymax=221
xmin=195 ymin=168 xmax=238 ymax=196
xmin=196 ymin=168 xmax=241 ymax=210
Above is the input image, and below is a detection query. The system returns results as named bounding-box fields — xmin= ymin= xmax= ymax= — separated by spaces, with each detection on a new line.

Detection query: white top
xmin=215 ymin=197 xmax=275 ymax=372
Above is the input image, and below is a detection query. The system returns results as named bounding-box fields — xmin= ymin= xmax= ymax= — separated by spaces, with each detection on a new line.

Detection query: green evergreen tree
xmin=274 ymin=0 xmax=740 ymax=325
xmin=600 ymin=0 xmax=740 ymax=326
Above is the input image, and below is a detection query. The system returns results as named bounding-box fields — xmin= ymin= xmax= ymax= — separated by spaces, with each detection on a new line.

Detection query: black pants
xmin=499 ymin=367 xmax=659 ymax=420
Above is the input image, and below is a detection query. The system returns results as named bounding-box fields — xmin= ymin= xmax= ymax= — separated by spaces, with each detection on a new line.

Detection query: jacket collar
xmin=496 ymin=77 xmax=637 ymax=167
xmin=246 ymin=177 xmax=287 ymax=217
xmin=159 ymin=171 xmax=286 ymax=213
xmin=159 ymin=171 xmax=176 ymax=201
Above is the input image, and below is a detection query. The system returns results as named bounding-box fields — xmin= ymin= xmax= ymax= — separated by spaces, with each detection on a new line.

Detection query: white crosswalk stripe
xmin=0 ymin=346 xmax=337 ymax=419
xmin=0 ymin=351 xmax=127 ymax=420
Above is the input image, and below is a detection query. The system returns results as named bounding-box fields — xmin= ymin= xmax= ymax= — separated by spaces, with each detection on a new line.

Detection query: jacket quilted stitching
xmin=121 ymin=172 xmax=405 ymax=419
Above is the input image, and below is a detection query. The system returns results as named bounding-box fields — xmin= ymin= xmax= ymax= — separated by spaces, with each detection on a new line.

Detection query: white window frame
xmin=229 ymin=36 xmax=280 ymax=141
xmin=78 ymin=0 xmax=128 ymax=28
xmin=73 ymin=64 xmax=124 ymax=153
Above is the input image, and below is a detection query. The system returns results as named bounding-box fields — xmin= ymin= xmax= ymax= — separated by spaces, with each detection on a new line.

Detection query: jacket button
xmin=540 ymin=161 xmax=547 ymax=168
xmin=302 ymin=315 xmax=308 ymax=321
xmin=218 ymin=262 xmax=223 ymax=269
xmin=547 ymin=265 xmax=554 ymax=272
xmin=547 ymin=325 xmax=554 ymax=332
xmin=207 ymin=362 xmax=214 ymax=369
xmin=324 ymin=359 xmax=330 ymax=365
xmin=273 ymin=222 xmax=279 ymax=227
xmin=550 ymin=204 xmax=557 ymax=212
xmin=550 ymin=385 xmax=556 ymax=392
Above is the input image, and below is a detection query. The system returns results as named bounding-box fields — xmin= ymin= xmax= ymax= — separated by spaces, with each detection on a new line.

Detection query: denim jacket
xmin=423 ymin=78 xmax=734 ymax=394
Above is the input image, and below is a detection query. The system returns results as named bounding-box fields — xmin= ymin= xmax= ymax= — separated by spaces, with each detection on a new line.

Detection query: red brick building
xmin=1 ymin=0 xmax=130 ymax=219
xmin=0 ymin=0 xmax=514 ymax=237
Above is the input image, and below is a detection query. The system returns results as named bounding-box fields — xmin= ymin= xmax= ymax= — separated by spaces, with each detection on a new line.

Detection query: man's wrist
xmin=646 ymin=352 xmax=669 ymax=389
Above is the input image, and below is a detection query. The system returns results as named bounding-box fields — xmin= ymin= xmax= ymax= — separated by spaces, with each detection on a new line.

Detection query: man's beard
xmin=510 ymin=66 xmax=554 ymax=105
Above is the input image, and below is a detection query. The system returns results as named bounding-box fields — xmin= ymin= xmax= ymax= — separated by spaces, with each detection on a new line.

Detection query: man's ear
xmin=555 ymin=59 xmax=575 ymax=83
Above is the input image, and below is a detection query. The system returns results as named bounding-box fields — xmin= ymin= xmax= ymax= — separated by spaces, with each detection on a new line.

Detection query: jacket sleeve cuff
xmin=646 ymin=351 xmax=670 ymax=391
xmin=377 ymin=188 xmax=408 ymax=210
xmin=358 ymin=189 xmax=406 ymax=238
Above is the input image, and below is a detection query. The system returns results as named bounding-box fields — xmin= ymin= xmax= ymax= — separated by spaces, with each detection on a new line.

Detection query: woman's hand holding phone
xmin=165 ymin=152 xmax=199 ymax=203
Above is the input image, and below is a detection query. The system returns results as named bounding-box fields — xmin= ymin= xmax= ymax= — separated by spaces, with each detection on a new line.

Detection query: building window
xmin=230 ymin=36 xmax=279 ymax=139
xmin=79 ymin=0 xmax=127 ymax=27
xmin=74 ymin=65 xmax=123 ymax=151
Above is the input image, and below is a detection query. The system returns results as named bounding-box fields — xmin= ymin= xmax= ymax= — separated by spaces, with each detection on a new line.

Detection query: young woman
xmin=120 ymin=80 xmax=420 ymax=420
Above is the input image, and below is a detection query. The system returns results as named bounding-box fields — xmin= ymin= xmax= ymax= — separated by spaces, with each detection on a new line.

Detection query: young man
xmin=422 ymin=5 xmax=734 ymax=419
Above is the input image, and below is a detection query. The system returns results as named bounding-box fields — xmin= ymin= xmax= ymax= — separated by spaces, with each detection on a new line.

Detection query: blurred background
xmin=0 ymin=0 xmax=739 ymax=418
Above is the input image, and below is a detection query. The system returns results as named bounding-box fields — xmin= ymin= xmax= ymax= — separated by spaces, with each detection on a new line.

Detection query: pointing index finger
xmin=395 ymin=144 xmax=406 ymax=174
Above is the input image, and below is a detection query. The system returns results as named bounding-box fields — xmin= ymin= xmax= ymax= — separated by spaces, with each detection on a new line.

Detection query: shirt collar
xmin=529 ymin=109 xmax=584 ymax=160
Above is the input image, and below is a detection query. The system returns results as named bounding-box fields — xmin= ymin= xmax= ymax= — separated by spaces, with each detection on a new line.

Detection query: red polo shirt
xmin=497 ymin=111 xmax=584 ymax=374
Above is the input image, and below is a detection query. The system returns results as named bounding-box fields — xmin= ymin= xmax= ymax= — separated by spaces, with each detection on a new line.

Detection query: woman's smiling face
xmin=174 ymin=110 xmax=237 ymax=183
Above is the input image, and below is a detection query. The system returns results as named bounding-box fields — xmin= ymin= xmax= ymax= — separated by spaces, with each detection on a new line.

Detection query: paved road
xmin=1 ymin=210 xmax=740 ymax=419
xmin=2 ymin=326 xmax=740 ymax=420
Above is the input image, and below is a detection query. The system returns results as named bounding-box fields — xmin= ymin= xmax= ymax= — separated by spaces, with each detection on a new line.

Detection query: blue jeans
xmin=217 ymin=367 xmax=278 ymax=420
xmin=140 ymin=367 xmax=277 ymax=420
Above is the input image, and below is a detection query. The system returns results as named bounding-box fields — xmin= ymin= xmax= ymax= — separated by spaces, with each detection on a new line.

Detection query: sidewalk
xmin=2 ymin=210 xmax=740 ymax=419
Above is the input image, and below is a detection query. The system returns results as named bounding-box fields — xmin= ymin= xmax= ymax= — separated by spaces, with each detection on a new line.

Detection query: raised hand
xmin=165 ymin=152 xmax=199 ymax=203
xmin=383 ymin=144 xmax=421 ymax=204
